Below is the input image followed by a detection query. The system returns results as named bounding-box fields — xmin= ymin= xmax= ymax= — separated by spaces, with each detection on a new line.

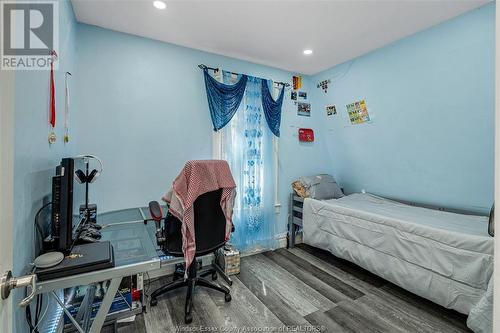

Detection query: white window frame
xmin=272 ymin=84 xmax=281 ymax=215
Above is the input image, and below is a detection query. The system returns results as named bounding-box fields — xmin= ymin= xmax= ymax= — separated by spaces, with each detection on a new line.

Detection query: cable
xmin=329 ymin=58 xmax=356 ymax=82
xmin=32 ymin=294 xmax=50 ymax=332
xmin=29 ymin=203 xmax=52 ymax=331
xmin=34 ymin=202 xmax=53 ymax=254
xmin=34 ymin=294 xmax=42 ymax=332
xmin=34 ymin=295 xmax=40 ymax=325
xmin=144 ymin=272 xmax=163 ymax=298
xmin=26 ymin=294 xmax=43 ymax=333
xmin=25 ymin=266 xmax=38 ymax=332
xmin=26 ymin=304 xmax=34 ymax=332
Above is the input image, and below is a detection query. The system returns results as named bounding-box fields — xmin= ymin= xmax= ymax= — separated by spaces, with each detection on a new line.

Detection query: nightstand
xmin=288 ymin=194 xmax=304 ymax=248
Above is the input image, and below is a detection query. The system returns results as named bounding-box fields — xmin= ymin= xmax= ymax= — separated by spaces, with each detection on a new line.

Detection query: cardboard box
xmin=215 ymin=245 xmax=240 ymax=275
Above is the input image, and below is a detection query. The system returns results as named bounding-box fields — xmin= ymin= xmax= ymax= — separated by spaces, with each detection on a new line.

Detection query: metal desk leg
xmin=82 ymin=284 xmax=96 ymax=331
xmin=75 ymin=285 xmax=93 ymax=324
xmin=50 ymin=291 xmax=85 ymax=333
xmin=89 ymin=277 xmax=122 ymax=333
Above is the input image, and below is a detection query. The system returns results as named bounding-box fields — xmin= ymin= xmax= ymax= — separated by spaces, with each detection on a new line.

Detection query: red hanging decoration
xmin=49 ymin=50 xmax=57 ymax=128
xmin=48 ymin=50 xmax=58 ymax=144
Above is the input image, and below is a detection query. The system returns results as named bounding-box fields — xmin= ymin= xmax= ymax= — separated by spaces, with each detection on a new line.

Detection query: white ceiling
xmin=72 ymin=0 xmax=489 ymax=75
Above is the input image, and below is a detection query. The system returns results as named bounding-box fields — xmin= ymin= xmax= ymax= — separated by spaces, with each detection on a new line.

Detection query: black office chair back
xmin=163 ymin=189 xmax=227 ymax=256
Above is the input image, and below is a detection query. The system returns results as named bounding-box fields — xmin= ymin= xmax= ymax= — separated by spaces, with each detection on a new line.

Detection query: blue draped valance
xmin=203 ymin=68 xmax=248 ymax=131
xmin=203 ymin=68 xmax=284 ymax=137
xmin=261 ymin=79 xmax=284 ymax=137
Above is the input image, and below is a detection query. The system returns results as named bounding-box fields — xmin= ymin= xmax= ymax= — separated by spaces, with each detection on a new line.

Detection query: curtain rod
xmin=198 ymin=64 xmax=290 ymax=87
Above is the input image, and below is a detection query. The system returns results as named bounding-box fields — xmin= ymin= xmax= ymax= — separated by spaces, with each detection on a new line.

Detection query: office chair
xmin=148 ymin=188 xmax=232 ymax=324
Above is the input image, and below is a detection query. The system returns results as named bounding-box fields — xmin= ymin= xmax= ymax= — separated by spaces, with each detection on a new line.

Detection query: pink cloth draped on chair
xmin=162 ymin=160 xmax=236 ymax=271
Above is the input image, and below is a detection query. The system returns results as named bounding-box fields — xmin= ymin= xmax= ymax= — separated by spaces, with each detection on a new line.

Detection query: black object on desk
xmin=36 ymin=241 xmax=115 ymax=281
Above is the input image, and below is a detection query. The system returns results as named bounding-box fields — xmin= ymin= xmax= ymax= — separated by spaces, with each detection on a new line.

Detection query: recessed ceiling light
xmin=153 ymin=1 xmax=166 ymax=10
xmin=303 ymin=49 xmax=313 ymax=55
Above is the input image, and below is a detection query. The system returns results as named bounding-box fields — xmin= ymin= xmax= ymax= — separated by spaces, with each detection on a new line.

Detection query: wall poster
xmin=297 ymin=102 xmax=311 ymax=117
xmin=346 ymin=99 xmax=370 ymax=124
xmin=326 ymin=105 xmax=337 ymax=116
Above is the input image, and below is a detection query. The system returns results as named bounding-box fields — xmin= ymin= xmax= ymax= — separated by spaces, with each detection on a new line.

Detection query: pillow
xmin=296 ymin=174 xmax=344 ymax=200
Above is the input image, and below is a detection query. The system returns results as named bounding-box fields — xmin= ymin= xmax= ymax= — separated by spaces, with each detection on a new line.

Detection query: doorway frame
xmin=0 ymin=68 xmax=15 ymax=333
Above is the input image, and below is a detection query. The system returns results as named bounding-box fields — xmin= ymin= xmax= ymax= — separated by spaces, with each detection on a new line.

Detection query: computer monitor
xmin=51 ymin=157 xmax=88 ymax=253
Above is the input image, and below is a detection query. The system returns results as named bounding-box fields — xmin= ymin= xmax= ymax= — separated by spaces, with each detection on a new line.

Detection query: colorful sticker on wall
xmin=292 ymin=75 xmax=302 ymax=90
xmin=297 ymin=102 xmax=311 ymax=117
xmin=326 ymin=105 xmax=337 ymax=116
xmin=298 ymin=91 xmax=307 ymax=100
xmin=291 ymin=91 xmax=297 ymax=101
xmin=298 ymin=128 xmax=314 ymax=142
xmin=346 ymin=99 xmax=370 ymax=124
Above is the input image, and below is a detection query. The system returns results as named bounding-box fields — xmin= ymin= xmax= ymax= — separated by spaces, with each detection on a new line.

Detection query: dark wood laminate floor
xmin=117 ymin=244 xmax=471 ymax=333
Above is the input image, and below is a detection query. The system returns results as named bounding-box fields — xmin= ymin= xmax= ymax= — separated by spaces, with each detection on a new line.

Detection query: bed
xmin=302 ymin=193 xmax=493 ymax=333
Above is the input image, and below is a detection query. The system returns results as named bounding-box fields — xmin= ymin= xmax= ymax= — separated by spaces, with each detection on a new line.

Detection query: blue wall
xmin=74 ymin=24 xmax=332 ymax=237
xmin=12 ymin=0 xmax=78 ymax=331
xmin=310 ymin=3 xmax=495 ymax=214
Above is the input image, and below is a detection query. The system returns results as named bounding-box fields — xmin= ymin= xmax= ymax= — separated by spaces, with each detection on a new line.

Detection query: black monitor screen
xmin=72 ymin=157 xmax=87 ymax=234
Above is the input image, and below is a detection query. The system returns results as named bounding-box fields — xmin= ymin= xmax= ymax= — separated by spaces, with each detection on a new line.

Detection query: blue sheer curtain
xmin=261 ymin=79 xmax=284 ymax=137
xmin=221 ymin=73 xmax=276 ymax=252
xmin=203 ymin=68 xmax=248 ymax=131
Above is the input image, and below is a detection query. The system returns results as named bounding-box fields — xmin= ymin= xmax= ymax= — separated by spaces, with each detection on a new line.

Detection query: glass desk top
xmin=100 ymin=221 xmax=159 ymax=267
xmin=37 ymin=207 xmax=175 ymax=292
xmin=99 ymin=206 xmax=173 ymax=266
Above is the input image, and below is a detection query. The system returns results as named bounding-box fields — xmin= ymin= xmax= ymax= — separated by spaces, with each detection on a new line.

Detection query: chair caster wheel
xmin=225 ymin=293 xmax=231 ymax=302
xmin=212 ymin=272 xmax=218 ymax=281
xmin=185 ymin=314 xmax=193 ymax=324
xmin=150 ymin=298 xmax=158 ymax=307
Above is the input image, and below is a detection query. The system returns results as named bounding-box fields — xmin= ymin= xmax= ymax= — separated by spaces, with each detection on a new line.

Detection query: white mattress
xmin=302 ymin=193 xmax=493 ymax=332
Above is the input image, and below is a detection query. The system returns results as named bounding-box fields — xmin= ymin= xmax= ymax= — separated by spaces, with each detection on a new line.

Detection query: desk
xmin=37 ymin=208 xmax=164 ymax=333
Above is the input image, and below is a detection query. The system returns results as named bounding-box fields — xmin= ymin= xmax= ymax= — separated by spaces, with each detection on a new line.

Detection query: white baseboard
xmin=276 ymin=233 xmax=288 ymax=249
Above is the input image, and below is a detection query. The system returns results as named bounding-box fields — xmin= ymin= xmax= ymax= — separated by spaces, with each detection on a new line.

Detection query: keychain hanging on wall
xmin=64 ymin=72 xmax=72 ymax=143
xmin=317 ymin=79 xmax=331 ymax=93
xmin=48 ymin=50 xmax=58 ymax=144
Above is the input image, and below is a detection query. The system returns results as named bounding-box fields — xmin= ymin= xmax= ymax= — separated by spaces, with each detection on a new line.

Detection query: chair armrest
xmin=148 ymin=201 xmax=167 ymax=246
